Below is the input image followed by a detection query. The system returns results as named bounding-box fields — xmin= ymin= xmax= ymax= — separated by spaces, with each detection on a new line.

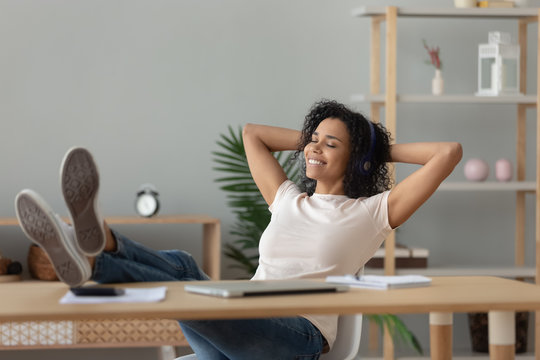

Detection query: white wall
xmin=0 ymin=0 xmax=537 ymax=358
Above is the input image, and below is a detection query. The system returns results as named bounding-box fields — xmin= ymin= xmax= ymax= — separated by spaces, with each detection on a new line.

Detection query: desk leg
xmin=429 ymin=312 xmax=452 ymax=360
xmin=488 ymin=311 xmax=515 ymax=360
xmin=203 ymin=222 xmax=221 ymax=280
xmin=383 ymin=323 xmax=394 ymax=360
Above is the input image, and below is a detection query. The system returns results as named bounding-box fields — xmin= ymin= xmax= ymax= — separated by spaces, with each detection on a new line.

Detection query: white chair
xmin=175 ymin=355 xmax=197 ymax=360
xmin=175 ymin=313 xmax=363 ymax=360
xmin=321 ymin=314 xmax=362 ymax=360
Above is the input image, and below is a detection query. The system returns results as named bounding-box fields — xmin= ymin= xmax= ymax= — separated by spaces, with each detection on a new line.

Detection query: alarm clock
xmin=135 ymin=184 xmax=160 ymax=217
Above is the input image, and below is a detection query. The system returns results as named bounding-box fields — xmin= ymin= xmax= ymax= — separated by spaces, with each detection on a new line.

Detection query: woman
xmin=15 ymin=100 xmax=461 ymax=359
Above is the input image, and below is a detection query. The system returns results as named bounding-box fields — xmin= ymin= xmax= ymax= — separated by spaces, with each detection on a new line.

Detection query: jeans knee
xmin=162 ymin=250 xmax=209 ymax=281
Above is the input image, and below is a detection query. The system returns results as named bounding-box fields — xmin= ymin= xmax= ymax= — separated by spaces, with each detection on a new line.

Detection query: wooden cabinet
xmin=0 ymin=214 xmax=220 ymax=358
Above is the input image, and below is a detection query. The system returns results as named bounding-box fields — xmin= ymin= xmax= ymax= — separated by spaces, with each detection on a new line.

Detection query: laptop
xmin=184 ymin=279 xmax=349 ymax=298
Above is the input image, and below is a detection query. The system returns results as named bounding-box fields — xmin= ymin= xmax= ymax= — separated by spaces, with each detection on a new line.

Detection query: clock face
xmin=136 ymin=193 xmax=158 ymax=217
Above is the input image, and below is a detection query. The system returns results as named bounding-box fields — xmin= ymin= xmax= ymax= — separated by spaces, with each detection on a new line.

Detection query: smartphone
xmin=70 ymin=287 xmax=125 ymax=296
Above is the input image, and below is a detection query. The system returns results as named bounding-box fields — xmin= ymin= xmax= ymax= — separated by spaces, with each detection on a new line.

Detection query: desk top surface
xmin=3 ymin=276 xmax=540 ymax=322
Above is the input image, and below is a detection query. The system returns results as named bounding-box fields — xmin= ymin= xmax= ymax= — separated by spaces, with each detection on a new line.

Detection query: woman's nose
xmin=306 ymin=141 xmax=322 ymax=154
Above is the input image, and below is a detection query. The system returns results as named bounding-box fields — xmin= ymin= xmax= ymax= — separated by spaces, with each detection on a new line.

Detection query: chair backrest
xmin=321 ymin=266 xmax=364 ymax=360
xmin=320 ymin=314 xmax=363 ymax=360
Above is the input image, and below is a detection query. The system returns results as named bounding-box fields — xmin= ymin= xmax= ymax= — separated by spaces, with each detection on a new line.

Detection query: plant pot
xmin=468 ymin=312 xmax=529 ymax=353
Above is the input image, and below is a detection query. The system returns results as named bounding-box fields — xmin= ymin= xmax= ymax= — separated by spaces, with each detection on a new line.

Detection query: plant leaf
xmin=212 ymin=150 xmax=246 ymax=161
xmin=213 ymin=167 xmax=251 ymax=174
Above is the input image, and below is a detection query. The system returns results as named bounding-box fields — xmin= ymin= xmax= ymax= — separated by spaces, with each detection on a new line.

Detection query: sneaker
xmin=15 ymin=189 xmax=91 ymax=287
xmin=60 ymin=147 xmax=106 ymax=256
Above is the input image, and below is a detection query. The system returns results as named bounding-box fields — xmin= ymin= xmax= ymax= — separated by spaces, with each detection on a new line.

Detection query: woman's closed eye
xmin=311 ymin=138 xmax=336 ymax=148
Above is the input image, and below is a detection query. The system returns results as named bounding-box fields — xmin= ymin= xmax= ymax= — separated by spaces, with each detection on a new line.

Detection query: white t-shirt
xmin=251 ymin=180 xmax=393 ymax=349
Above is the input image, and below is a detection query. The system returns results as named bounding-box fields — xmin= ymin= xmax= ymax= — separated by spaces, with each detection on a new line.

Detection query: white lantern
xmin=476 ymin=31 xmax=521 ymax=96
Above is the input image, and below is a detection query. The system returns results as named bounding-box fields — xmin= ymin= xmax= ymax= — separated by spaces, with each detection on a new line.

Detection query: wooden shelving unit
xmin=352 ymin=6 xmax=540 ymax=359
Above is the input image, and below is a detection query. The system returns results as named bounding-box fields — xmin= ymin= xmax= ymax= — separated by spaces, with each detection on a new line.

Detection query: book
xmin=366 ymin=246 xmax=429 ymax=269
xmin=326 ymin=275 xmax=432 ymax=290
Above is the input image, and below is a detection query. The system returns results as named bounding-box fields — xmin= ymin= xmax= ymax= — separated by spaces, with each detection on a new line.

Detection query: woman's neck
xmin=314 ymin=181 xmax=346 ymax=196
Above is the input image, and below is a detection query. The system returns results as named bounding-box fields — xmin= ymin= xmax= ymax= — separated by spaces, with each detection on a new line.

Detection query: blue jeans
xmin=93 ymin=230 xmax=325 ymax=360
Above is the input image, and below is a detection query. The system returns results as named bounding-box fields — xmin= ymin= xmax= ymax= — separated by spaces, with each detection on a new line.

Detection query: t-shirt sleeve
xmin=362 ymin=190 xmax=393 ymax=235
xmin=269 ymin=180 xmax=300 ymax=213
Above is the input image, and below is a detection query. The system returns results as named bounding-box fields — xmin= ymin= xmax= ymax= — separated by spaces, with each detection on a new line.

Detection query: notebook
xmin=184 ymin=279 xmax=349 ymax=298
xmin=326 ymin=274 xmax=432 ymax=290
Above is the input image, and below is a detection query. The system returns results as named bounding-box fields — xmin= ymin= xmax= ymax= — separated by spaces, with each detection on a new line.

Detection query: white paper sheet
xmin=59 ymin=286 xmax=167 ymax=304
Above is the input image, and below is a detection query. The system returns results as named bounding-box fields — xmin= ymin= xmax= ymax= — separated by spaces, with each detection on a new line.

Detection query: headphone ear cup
xmin=359 ymin=120 xmax=376 ymax=176
xmin=359 ymin=157 xmax=372 ymax=175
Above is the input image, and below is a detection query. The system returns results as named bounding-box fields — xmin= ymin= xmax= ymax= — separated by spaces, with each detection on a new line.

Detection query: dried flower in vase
xmin=423 ymin=39 xmax=442 ymax=70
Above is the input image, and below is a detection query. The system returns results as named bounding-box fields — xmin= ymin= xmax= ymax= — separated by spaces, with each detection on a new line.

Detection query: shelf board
xmin=364 ymin=266 xmax=536 ymax=278
xmin=352 ymin=6 xmax=539 ymax=19
xmin=350 ymin=93 xmax=537 ymax=104
xmin=438 ymin=181 xmax=536 ymax=191
xmin=0 ymin=215 xmax=220 ymax=226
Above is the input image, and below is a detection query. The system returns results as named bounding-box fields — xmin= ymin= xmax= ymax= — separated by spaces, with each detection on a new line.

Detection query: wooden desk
xmin=2 ymin=276 xmax=540 ymax=359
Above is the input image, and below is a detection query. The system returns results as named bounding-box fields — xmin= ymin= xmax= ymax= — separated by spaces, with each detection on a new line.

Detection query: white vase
xmin=454 ymin=0 xmax=477 ymax=7
xmin=432 ymin=69 xmax=444 ymax=95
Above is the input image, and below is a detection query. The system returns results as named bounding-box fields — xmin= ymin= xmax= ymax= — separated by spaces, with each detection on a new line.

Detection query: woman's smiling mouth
xmin=307 ymin=158 xmax=326 ymax=166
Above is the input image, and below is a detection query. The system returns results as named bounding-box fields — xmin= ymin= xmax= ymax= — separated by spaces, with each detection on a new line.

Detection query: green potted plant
xmin=212 ymin=126 xmax=423 ymax=355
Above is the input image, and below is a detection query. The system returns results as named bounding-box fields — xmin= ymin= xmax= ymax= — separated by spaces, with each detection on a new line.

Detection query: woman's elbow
xmin=242 ymin=123 xmax=254 ymax=139
xmin=242 ymin=123 xmax=261 ymax=145
xmin=444 ymin=142 xmax=463 ymax=166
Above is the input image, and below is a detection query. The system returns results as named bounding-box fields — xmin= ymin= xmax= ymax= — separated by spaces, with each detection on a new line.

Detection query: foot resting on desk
xmin=15 ymin=147 xmax=118 ymax=286
xmin=60 ymin=147 xmax=106 ymax=256
xmin=15 ymin=189 xmax=92 ymax=287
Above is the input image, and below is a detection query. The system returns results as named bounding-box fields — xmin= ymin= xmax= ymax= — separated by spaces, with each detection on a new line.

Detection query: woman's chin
xmin=305 ymin=171 xmax=319 ymax=180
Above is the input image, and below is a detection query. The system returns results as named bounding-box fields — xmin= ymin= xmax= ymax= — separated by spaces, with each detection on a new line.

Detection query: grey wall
xmin=0 ymin=0 xmax=537 ymax=358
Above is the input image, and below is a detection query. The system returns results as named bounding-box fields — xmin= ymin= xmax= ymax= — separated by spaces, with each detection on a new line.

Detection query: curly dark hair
xmin=294 ymin=100 xmax=393 ymax=198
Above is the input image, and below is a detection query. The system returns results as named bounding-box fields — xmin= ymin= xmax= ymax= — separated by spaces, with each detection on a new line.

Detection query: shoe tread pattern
xmin=61 ymin=148 xmax=105 ymax=256
xmin=16 ymin=194 xmax=85 ymax=287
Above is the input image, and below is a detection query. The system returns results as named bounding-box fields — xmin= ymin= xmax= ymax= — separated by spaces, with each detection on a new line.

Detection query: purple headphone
xmin=359 ymin=120 xmax=376 ymax=175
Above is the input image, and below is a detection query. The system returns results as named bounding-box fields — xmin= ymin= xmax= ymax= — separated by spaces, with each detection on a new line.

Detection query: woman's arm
xmin=243 ymin=124 xmax=301 ymax=205
xmin=387 ymin=142 xmax=463 ymax=229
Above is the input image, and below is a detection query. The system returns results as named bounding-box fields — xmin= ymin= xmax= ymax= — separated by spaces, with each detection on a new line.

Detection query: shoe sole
xmin=15 ymin=190 xmax=91 ymax=287
xmin=61 ymin=147 xmax=106 ymax=256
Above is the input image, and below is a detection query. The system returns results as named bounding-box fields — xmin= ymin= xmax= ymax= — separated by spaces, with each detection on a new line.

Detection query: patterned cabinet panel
xmin=0 ymin=319 xmax=187 ymax=350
